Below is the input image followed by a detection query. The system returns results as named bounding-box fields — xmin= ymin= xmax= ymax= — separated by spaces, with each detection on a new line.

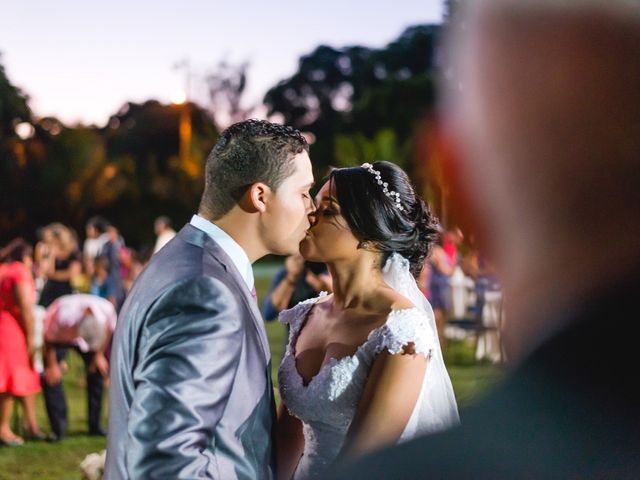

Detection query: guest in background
xmin=263 ymin=255 xmax=332 ymax=367
xmin=122 ymin=247 xmax=151 ymax=293
xmin=82 ymin=216 xmax=109 ymax=277
xmin=99 ymin=225 xmax=126 ymax=311
xmin=428 ymin=234 xmax=456 ymax=344
xmin=0 ymin=239 xmax=46 ymax=446
xmin=90 ymin=255 xmax=125 ymax=312
xmin=443 ymin=226 xmax=464 ymax=266
xmin=41 ymin=293 xmax=116 ymax=441
xmin=33 ymin=226 xmax=54 ymax=297
xmin=262 ymin=254 xmax=332 ymax=322
xmin=38 ymin=223 xmax=81 ymax=308
xmin=152 ymin=215 xmax=176 ymax=254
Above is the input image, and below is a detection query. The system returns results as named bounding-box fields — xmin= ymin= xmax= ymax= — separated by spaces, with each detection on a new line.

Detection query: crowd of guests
xmin=420 ymin=227 xmax=502 ymax=351
xmin=1 ymin=213 xmax=499 ymax=448
xmin=0 ymin=215 xmax=171 ymax=447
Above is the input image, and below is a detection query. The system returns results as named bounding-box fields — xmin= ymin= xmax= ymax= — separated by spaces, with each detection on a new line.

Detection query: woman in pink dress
xmin=0 ymin=239 xmax=45 ymax=446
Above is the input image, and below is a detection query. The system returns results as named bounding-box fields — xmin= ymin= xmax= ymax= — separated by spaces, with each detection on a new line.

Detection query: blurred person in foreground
xmin=0 ymin=239 xmax=46 ymax=446
xmin=41 ymin=293 xmax=116 ymax=441
xmin=336 ymin=0 xmax=640 ymax=478
xmin=105 ymin=119 xmax=315 ymax=479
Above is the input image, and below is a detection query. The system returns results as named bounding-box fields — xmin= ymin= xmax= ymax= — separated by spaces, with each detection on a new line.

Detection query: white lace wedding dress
xmin=278 ymin=255 xmax=460 ymax=480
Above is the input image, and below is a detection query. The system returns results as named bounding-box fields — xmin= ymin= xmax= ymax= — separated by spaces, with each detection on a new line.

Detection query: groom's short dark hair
xmin=199 ymin=119 xmax=309 ymax=219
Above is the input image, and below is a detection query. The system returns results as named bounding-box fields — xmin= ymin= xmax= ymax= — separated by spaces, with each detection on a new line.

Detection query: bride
xmin=277 ymin=161 xmax=460 ymax=480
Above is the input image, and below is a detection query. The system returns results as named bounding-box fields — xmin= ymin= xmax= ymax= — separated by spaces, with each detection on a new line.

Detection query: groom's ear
xmin=247 ymin=182 xmax=270 ymax=213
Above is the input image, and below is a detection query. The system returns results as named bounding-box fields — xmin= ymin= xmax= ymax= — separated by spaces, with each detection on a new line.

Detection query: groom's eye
xmin=302 ymin=192 xmax=317 ymax=208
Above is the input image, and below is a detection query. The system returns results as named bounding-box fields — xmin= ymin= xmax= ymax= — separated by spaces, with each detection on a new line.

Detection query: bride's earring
xmin=358 ymin=241 xmax=370 ymax=250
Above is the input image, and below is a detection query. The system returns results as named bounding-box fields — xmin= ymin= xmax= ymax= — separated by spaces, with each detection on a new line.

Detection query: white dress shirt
xmin=190 ymin=214 xmax=254 ymax=292
xmin=153 ymin=229 xmax=176 ymax=254
xmin=83 ymin=234 xmax=109 ymax=260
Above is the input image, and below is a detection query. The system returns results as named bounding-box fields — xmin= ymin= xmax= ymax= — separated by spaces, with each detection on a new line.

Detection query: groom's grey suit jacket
xmin=105 ymin=224 xmax=275 ymax=479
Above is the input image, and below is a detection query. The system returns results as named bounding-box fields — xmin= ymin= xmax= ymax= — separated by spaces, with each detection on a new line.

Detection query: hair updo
xmin=329 ymin=161 xmax=440 ymax=278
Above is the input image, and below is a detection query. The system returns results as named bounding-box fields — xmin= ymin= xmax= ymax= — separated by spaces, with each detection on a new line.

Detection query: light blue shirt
xmin=190 ymin=214 xmax=254 ymax=291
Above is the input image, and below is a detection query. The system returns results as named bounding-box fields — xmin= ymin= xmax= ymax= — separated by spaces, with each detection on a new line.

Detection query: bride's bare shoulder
xmin=377 ymin=288 xmax=416 ymax=312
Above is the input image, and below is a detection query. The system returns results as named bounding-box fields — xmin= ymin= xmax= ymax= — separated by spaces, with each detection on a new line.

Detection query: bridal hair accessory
xmin=361 ymin=163 xmax=404 ymax=211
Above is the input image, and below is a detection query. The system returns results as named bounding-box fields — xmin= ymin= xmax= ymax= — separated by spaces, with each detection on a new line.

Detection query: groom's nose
xmin=306 ymin=196 xmax=317 ymax=214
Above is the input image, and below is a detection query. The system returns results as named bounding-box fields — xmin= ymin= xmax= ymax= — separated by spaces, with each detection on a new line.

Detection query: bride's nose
xmin=308 ymin=211 xmax=318 ymax=227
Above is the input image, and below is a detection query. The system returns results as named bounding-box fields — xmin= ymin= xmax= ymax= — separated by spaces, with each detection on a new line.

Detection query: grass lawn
xmin=0 ymin=265 xmax=503 ymax=479
xmin=0 ymin=354 xmax=108 ymax=480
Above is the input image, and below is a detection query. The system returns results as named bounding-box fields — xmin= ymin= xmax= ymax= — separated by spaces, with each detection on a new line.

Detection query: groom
xmin=105 ymin=119 xmax=315 ymax=479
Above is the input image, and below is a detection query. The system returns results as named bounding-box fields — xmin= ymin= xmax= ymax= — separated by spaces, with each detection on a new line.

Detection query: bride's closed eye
xmin=314 ymin=202 xmax=339 ymax=217
xmin=320 ymin=208 xmax=336 ymax=217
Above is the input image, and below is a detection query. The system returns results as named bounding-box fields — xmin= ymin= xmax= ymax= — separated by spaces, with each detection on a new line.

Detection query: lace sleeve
xmin=373 ymin=308 xmax=437 ymax=357
xmin=278 ymin=292 xmax=329 ymax=355
xmin=278 ymin=304 xmax=301 ymax=328
xmin=278 ymin=292 xmax=328 ymax=326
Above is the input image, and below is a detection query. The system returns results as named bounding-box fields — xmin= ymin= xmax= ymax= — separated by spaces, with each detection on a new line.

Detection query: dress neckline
xmin=289 ymin=295 xmax=419 ymax=388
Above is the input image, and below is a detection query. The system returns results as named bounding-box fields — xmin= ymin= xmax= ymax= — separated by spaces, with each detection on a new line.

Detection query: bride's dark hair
xmin=328 ymin=161 xmax=440 ymax=278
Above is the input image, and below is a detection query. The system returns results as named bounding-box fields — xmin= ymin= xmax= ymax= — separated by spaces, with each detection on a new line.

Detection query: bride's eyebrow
xmin=319 ymin=196 xmax=339 ymax=205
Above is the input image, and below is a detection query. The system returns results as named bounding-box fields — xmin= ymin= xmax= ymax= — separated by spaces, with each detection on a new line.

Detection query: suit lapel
xmin=220 ymin=251 xmax=271 ymax=363
xmin=180 ymin=224 xmax=271 ymax=363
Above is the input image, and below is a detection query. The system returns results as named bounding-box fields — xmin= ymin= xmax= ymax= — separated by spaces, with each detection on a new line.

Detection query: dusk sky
xmin=0 ymin=1 xmax=443 ymax=127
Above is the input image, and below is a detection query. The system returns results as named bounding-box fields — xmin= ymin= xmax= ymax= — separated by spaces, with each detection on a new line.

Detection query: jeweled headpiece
xmin=361 ymin=162 xmax=403 ymax=211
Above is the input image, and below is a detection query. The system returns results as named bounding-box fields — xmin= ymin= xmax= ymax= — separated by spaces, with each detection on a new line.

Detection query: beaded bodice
xmin=278 ymin=293 xmax=435 ymax=479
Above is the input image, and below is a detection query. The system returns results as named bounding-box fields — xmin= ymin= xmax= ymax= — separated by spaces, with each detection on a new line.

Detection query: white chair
xmin=475 ymin=290 xmax=506 ymax=363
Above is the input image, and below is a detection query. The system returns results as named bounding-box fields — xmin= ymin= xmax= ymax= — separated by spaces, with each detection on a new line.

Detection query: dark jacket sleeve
xmin=261 ymin=268 xmax=287 ymax=322
xmin=124 ymin=276 xmax=243 ymax=479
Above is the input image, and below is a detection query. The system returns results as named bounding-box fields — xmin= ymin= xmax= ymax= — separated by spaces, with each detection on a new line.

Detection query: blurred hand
xmin=89 ymin=352 xmax=109 ymax=377
xmin=285 ymin=254 xmax=305 ymax=283
xmin=26 ymin=339 xmax=36 ymax=369
xmin=306 ymin=271 xmax=333 ymax=293
xmin=44 ymin=363 xmax=63 ymax=386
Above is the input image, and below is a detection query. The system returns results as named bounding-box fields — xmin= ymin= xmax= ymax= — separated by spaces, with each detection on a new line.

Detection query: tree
xmin=100 ymin=100 xmax=218 ymax=246
xmin=206 ymin=59 xmax=254 ymax=129
xmin=0 ymin=54 xmax=34 ymax=240
xmin=0 ymin=54 xmax=31 ymax=140
xmin=263 ymin=25 xmax=441 ymax=180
